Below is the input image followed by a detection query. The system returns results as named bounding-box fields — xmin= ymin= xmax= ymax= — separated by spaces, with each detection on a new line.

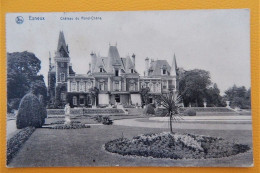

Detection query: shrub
xmin=143 ymin=104 xmax=155 ymax=115
xmin=102 ymin=116 xmax=113 ymax=125
xmin=183 ymin=108 xmax=196 ymax=116
xmin=16 ymin=93 xmax=46 ymax=129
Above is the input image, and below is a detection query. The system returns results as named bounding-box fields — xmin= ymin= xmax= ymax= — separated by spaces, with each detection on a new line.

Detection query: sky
xmin=6 ymin=9 xmax=250 ymax=94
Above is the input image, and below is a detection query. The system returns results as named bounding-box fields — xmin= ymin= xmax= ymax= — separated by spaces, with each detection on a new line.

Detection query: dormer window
xmin=100 ymin=68 xmax=103 ymax=72
xmin=131 ymin=69 xmax=134 ymax=73
xmin=163 ymin=69 xmax=166 ymax=75
xmin=115 ymin=69 xmax=119 ymax=76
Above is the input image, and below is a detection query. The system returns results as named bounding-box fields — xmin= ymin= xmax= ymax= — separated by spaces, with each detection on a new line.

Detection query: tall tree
xmin=179 ymin=69 xmax=211 ymax=107
xmin=205 ymin=83 xmax=224 ymax=107
xmin=224 ymin=85 xmax=251 ymax=109
xmin=7 ymin=51 xmax=47 ymax=111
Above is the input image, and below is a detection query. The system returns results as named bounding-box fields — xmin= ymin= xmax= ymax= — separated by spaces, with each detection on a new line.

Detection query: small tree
xmin=140 ymin=87 xmax=150 ymax=107
xmin=89 ymin=87 xmax=99 ymax=106
xmin=156 ymin=91 xmax=182 ymax=133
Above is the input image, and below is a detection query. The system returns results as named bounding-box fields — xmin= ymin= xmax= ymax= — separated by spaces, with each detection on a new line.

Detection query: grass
xmin=8 ymin=124 xmax=253 ymax=167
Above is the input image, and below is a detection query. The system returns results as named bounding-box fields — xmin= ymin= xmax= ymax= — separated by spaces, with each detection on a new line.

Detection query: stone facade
xmin=48 ymin=31 xmax=178 ymax=108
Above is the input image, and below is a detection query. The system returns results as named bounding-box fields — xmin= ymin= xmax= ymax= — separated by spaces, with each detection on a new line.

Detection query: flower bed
xmin=7 ymin=127 xmax=35 ymax=165
xmin=179 ymin=107 xmax=234 ymax=113
xmin=105 ymin=132 xmax=250 ymax=160
xmin=47 ymin=108 xmax=125 ymax=115
xmin=50 ymin=120 xmax=81 ymax=125
xmin=51 ymin=123 xmax=90 ymax=129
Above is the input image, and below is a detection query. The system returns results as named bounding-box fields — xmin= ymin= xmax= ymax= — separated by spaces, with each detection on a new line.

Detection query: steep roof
xmin=57 ymin=31 xmax=69 ymax=55
xmin=92 ymin=56 xmax=107 ymax=73
xmin=170 ymin=54 xmax=178 ymax=76
xmin=125 ymin=56 xmax=135 ymax=73
xmin=148 ymin=60 xmax=171 ymax=76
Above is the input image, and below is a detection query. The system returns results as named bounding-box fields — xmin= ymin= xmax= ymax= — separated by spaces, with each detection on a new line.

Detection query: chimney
xmin=89 ymin=63 xmax=91 ymax=73
xmin=90 ymin=51 xmax=96 ymax=73
xmin=132 ymin=53 xmax=136 ymax=68
xmin=150 ymin=59 xmax=154 ymax=66
xmin=145 ymin=57 xmax=149 ymax=76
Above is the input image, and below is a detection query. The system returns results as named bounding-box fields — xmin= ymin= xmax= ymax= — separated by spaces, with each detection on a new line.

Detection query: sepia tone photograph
xmin=6 ymin=10 xmax=252 ymax=167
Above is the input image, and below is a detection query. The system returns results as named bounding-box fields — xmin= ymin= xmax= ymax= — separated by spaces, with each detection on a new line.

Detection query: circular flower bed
xmin=105 ymin=132 xmax=250 ymax=159
xmin=51 ymin=123 xmax=90 ymax=129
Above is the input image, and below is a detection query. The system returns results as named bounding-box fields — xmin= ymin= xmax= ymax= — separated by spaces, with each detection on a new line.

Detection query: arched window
xmin=60 ymin=73 xmax=65 ymax=82
xmin=130 ymin=83 xmax=135 ymax=91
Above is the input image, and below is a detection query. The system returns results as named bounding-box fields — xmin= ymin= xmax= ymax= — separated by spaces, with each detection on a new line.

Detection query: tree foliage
xmin=178 ymin=69 xmax=211 ymax=107
xmin=7 ymin=51 xmax=47 ymax=111
xmin=224 ymin=85 xmax=251 ymax=109
xmin=156 ymin=91 xmax=182 ymax=133
xmin=140 ymin=87 xmax=150 ymax=106
xmin=89 ymin=87 xmax=99 ymax=106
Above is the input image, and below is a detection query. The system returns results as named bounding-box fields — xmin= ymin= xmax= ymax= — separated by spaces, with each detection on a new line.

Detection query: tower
xmin=53 ymin=31 xmax=70 ymax=105
xmin=54 ymin=31 xmax=70 ymax=84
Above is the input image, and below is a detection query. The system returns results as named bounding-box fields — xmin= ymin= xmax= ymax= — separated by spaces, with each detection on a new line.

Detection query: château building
xmin=48 ymin=31 xmax=178 ymax=108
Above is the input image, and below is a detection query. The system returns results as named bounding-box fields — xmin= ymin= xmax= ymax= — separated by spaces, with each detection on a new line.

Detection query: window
xmin=71 ymin=82 xmax=76 ymax=92
xmin=99 ymin=82 xmax=104 ymax=91
xmin=86 ymin=82 xmax=92 ymax=90
xmin=60 ymin=73 xmax=65 ymax=82
xmin=163 ymin=69 xmax=166 ymax=75
xmin=79 ymin=96 xmax=85 ymax=105
xmin=115 ymin=82 xmax=119 ymax=91
xmin=162 ymin=81 xmax=167 ymax=90
xmin=100 ymin=68 xmax=103 ymax=72
xmin=130 ymin=83 xmax=135 ymax=91
xmin=115 ymin=69 xmax=119 ymax=76
xmin=61 ymin=62 xmax=64 ymax=67
xmin=73 ymin=96 xmax=77 ymax=105
xmin=79 ymin=82 xmax=85 ymax=92
xmin=61 ymin=92 xmax=66 ymax=101
xmin=131 ymin=69 xmax=134 ymax=73
xmin=115 ymin=94 xmax=120 ymax=103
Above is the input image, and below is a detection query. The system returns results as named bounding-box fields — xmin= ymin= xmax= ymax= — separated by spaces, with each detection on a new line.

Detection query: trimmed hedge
xmin=183 ymin=108 xmax=196 ymax=116
xmin=7 ymin=127 xmax=35 ymax=165
xmin=47 ymin=108 xmax=125 ymax=115
xmin=16 ymin=93 xmax=47 ymax=129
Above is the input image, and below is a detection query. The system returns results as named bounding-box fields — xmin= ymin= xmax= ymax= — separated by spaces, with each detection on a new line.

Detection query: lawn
xmin=8 ymin=122 xmax=253 ymax=167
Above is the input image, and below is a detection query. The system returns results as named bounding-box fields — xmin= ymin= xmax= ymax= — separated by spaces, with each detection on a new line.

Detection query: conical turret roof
xmin=170 ymin=54 xmax=177 ymax=76
xmin=57 ymin=31 xmax=69 ymax=54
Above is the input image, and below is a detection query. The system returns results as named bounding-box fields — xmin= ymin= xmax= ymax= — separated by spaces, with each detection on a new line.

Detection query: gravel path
xmin=113 ymin=118 xmax=252 ymax=131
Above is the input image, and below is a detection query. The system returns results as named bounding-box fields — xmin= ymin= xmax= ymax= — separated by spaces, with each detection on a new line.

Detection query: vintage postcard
xmin=6 ymin=10 xmax=253 ymax=167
